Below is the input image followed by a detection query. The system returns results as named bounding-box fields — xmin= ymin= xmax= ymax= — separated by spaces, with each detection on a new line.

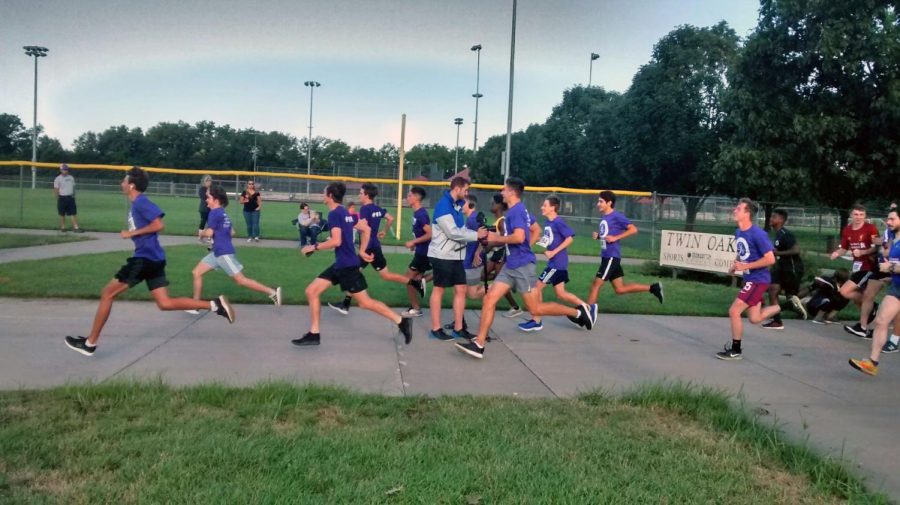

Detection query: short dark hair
xmin=598 ymin=190 xmax=616 ymax=207
xmin=126 ymin=166 xmax=149 ymax=192
xmin=209 ymin=185 xmax=229 ymax=207
xmin=772 ymin=208 xmax=788 ymax=221
xmin=546 ymin=195 xmax=561 ymax=212
xmin=851 ymin=203 xmax=866 ymax=213
xmin=300 ymin=203 xmax=309 ymax=210
xmin=410 ymin=186 xmax=426 ymax=201
xmin=326 ymin=182 xmax=347 ymax=203
xmin=467 ymin=194 xmax=477 ymax=209
xmin=450 ymin=176 xmax=470 ymax=190
xmin=738 ymin=197 xmax=758 ymax=216
xmin=361 ymin=182 xmax=378 ymax=200
xmin=491 ymin=193 xmax=508 ymax=211
xmin=504 ymin=177 xmax=525 ymax=197
xmin=347 ymin=201 xmax=356 ymax=209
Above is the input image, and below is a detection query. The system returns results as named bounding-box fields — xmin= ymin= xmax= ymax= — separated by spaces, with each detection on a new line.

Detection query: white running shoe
xmin=503 ymin=307 xmax=523 ymax=318
xmin=184 ymin=309 xmax=201 ymax=315
xmin=401 ymin=307 xmax=424 ymax=317
xmin=269 ymin=287 xmax=282 ymax=306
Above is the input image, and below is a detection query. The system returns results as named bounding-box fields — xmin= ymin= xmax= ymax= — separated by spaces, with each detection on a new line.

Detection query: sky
xmin=1 ymin=0 xmax=761 ymax=153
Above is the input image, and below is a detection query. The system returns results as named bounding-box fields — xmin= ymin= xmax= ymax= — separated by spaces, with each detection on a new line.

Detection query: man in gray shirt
xmin=53 ymin=164 xmax=83 ymax=232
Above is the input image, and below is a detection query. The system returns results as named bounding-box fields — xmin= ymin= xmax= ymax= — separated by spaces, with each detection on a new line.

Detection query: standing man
xmin=53 ymin=164 xmax=83 ymax=233
xmin=761 ymin=209 xmax=806 ymax=329
xmin=519 ymin=196 xmax=589 ymax=332
xmin=328 ymin=183 xmax=426 ymax=315
xmin=426 ymin=176 xmax=487 ymax=341
xmin=849 ymin=208 xmax=900 ymax=375
xmin=401 ymin=186 xmax=431 ymax=317
xmin=294 ymin=182 xmax=413 ymax=347
xmin=716 ymin=198 xmax=781 ymax=360
xmin=587 ymin=191 xmax=663 ymax=308
xmin=455 ymin=178 xmax=596 ymax=359
xmin=830 ymin=204 xmax=881 ymax=338
xmin=64 ymin=167 xmax=234 ymax=356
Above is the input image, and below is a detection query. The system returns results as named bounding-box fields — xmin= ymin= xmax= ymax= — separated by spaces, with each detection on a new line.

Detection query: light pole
xmin=23 ymin=46 xmax=48 ymax=190
xmin=470 ymin=44 xmax=483 ymax=154
xmin=588 ymin=52 xmax=599 ymax=87
xmin=453 ymin=117 xmax=464 ymax=175
xmin=503 ymin=0 xmax=517 ymax=180
xmin=250 ymin=131 xmax=259 ymax=173
xmin=304 ymin=80 xmax=320 ymax=196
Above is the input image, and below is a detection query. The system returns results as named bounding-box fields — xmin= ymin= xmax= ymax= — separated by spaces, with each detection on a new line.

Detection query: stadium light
xmin=453 ymin=117 xmax=464 ymax=175
xmin=589 ymin=52 xmax=599 ymax=87
xmin=304 ymin=80 xmax=321 ymax=196
xmin=470 ymin=44 xmax=483 ymax=154
xmin=23 ymin=46 xmax=49 ymax=190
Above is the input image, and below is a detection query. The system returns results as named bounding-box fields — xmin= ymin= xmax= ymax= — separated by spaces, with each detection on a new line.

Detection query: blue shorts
xmin=201 ymin=253 xmax=244 ymax=277
xmin=538 ymin=267 xmax=569 ymax=286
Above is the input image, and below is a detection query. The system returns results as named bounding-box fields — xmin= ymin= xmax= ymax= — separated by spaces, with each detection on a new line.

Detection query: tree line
xmin=1 ymin=1 xmax=897 ymax=225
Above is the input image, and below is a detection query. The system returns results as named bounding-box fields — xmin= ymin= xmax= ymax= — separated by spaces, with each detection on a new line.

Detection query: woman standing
xmin=238 ymin=181 xmax=262 ymax=242
xmin=197 ymin=175 xmax=213 ymax=242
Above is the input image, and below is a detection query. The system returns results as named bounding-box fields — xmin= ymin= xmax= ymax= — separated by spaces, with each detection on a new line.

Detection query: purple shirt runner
xmin=329 ymin=205 xmax=360 ymax=269
xmin=412 ymin=207 xmax=430 ymax=256
xmin=208 ymin=207 xmax=236 ymax=256
xmin=128 ymin=194 xmax=166 ymax=262
xmin=598 ymin=210 xmax=631 ymax=259
xmin=539 ymin=216 xmax=574 ymax=270
xmin=735 ymin=225 xmax=773 ymax=283
xmin=504 ymin=202 xmax=536 ymax=269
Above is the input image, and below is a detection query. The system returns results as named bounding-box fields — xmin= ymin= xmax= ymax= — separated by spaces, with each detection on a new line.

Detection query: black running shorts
xmin=360 ymin=247 xmax=388 ymax=271
xmin=430 ymin=257 xmax=466 ymax=287
xmin=115 ymin=257 xmax=169 ymax=291
xmin=318 ymin=265 xmax=368 ymax=294
xmin=408 ymin=253 xmax=432 ymax=273
xmin=596 ymin=257 xmax=624 ymax=281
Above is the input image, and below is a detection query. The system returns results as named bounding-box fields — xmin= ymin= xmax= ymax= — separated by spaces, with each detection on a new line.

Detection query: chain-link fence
xmin=0 ymin=166 xmax=848 ymax=259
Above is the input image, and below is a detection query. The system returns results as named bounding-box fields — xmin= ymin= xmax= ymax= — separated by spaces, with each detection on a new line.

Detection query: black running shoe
xmin=577 ymin=304 xmax=594 ymax=331
xmin=843 ymin=322 xmax=867 ymax=338
xmin=863 ymin=329 xmax=873 ymax=340
xmin=215 ymin=295 xmax=235 ymax=323
xmin=429 ymin=328 xmax=455 ymax=341
xmin=411 ymin=278 xmax=425 ymax=299
xmin=444 ymin=318 xmax=468 ymax=331
xmin=567 ymin=314 xmax=585 ymax=329
xmin=715 ymin=344 xmax=742 ymax=361
xmin=327 ymin=302 xmax=349 ymax=315
xmin=761 ymin=320 xmax=784 ymax=330
xmin=452 ymin=327 xmax=475 ymax=340
xmin=64 ymin=336 xmax=95 ymax=356
xmin=650 ymin=282 xmax=664 ymax=304
xmin=399 ymin=317 xmax=413 ymax=345
xmin=292 ymin=332 xmax=320 ymax=346
xmin=455 ymin=340 xmax=484 ymax=359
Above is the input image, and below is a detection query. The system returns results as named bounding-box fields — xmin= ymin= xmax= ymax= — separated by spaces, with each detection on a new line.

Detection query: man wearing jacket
xmin=427 ymin=176 xmax=488 ymax=340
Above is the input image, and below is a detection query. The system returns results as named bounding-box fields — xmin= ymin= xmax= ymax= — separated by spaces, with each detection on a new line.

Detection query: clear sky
xmin=1 ymin=0 xmax=760 ymax=152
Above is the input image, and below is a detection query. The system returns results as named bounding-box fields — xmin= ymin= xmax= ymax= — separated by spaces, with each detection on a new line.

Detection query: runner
xmin=64 ymin=166 xmax=234 ymax=356
xmin=400 ymin=186 xmax=432 ymax=317
xmin=486 ymin=193 xmax=523 ymax=317
xmin=829 ymin=204 xmax=881 ymax=338
xmin=761 ymin=209 xmax=806 ymax=329
xmin=716 ymin=198 xmax=781 ymax=360
xmin=293 ymin=182 xmax=413 ymax=347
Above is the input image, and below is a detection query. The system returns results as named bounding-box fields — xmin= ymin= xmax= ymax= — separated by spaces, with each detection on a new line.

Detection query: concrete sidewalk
xmin=1 ymin=298 xmax=897 ymax=498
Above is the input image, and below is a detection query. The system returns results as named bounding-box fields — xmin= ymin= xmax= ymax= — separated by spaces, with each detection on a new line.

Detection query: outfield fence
xmin=0 ymin=161 xmax=848 ymax=257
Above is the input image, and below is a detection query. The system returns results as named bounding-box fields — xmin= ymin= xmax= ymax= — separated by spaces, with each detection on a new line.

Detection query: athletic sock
xmin=209 ymin=300 xmax=217 ymax=311
xmin=343 ymin=296 xmax=351 ymax=308
xmin=732 ymin=340 xmax=742 ymax=353
xmin=891 ymin=335 xmax=899 ymax=346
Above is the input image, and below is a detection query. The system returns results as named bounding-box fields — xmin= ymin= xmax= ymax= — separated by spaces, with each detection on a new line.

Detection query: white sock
xmin=209 ymin=300 xmax=217 ymax=311
xmin=891 ymin=335 xmax=899 ymax=346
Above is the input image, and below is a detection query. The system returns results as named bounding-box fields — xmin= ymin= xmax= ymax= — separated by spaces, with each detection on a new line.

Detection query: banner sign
xmin=659 ymin=230 xmax=738 ymax=274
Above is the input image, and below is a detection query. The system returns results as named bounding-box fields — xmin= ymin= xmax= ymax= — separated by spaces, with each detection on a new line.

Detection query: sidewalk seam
xmin=102 ymin=314 xmax=207 ymax=382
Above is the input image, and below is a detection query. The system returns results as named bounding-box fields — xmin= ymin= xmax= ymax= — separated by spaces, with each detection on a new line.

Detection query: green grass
xmin=0 ymin=233 xmax=92 ymax=250
xmin=0 ymin=382 xmax=884 ymax=503
xmin=0 ymin=244 xmax=854 ymax=318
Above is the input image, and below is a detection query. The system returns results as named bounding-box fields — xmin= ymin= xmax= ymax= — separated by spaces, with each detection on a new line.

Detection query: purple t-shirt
xmin=598 ymin=210 xmax=631 ymax=259
xmin=412 ymin=207 xmax=430 ymax=256
xmin=504 ymin=202 xmax=536 ymax=269
xmin=329 ymin=205 xmax=360 ymax=269
xmin=539 ymin=216 xmax=574 ymax=270
xmin=360 ymin=203 xmax=386 ymax=250
xmin=735 ymin=225 xmax=773 ymax=283
xmin=208 ymin=208 xmax=236 ymax=257
xmin=464 ymin=213 xmax=482 ymax=269
xmin=127 ymin=194 xmax=166 ymax=262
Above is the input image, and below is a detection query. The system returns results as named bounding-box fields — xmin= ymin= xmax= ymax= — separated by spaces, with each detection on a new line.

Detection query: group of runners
xmin=62 ymin=167 xmax=899 ymax=378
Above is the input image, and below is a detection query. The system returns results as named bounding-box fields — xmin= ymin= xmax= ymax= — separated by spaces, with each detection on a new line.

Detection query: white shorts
xmin=201 ymin=253 xmax=243 ymax=277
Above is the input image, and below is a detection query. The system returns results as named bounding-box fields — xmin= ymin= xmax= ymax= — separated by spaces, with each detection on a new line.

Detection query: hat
xmin=60 ymin=164 xmax=69 ymax=171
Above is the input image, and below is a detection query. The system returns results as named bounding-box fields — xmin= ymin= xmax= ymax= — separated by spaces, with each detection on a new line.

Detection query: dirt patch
xmin=316 ymin=406 xmax=346 ymax=428
xmin=8 ymin=468 xmax=73 ymax=497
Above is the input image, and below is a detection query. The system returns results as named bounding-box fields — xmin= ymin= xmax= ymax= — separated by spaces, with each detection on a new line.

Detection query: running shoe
xmin=292 ymin=332 xmax=320 ymax=346
xmin=184 ymin=309 xmax=201 ymax=315
xmin=73 ymin=228 xmax=85 ymax=233
xmin=503 ymin=306 xmax=523 ymax=318
xmin=761 ymin=320 xmax=784 ymax=330
xmin=401 ymin=307 xmax=423 ymax=318
xmin=247 ymin=238 xmax=253 ymax=243
xmin=214 ymin=295 xmax=235 ymax=323
xmin=881 ymin=341 xmax=899 ymax=354
xmin=650 ymin=282 xmax=664 ymax=304
xmin=411 ymin=279 xmax=425 ymax=300
xmin=429 ymin=328 xmax=455 ymax=341
xmin=848 ymin=357 xmax=878 ymax=376
xmin=398 ymin=317 xmax=413 ymax=344
xmin=789 ymin=295 xmax=807 ymax=320
xmin=843 ymin=323 xmax=868 ymax=338
xmin=518 ymin=319 xmax=544 ymax=332
xmin=444 ymin=318 xmax=468 ymax=331
xmin=578 ymin=304 xmax=594 ymax=331
xmin=253 ymin=237 xmax=260 ymax=242
xmin=715 ymin=344 xmax=742 ymax=361
xmin=863 ymin=329 xmax=873 ymax=340
xmin=64 ymin=336 xmax=95 ymax=356
xmin=589 ymin=303 xmax=598 ymax=327
xmin=566 ymin=314 xmax=585 ymax=329
xmin=452 ymin=327 xmax=475 ymax=340
xmin=419 ymin=278 xmax=428 ymax=299
xmin=328 ymin=302 xmax=349 ymax=315
xmin=269 ymin=287 xmax=282 ymax=306
xmin=455 ymin=340 xmax=484 ymax=359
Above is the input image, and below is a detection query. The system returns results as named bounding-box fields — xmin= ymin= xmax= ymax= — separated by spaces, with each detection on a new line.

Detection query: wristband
xmin=314 ymin=243 xmax=319 ymax=250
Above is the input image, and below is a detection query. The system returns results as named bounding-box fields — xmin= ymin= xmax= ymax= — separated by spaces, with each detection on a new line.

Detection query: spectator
xmin=238 ymin=181 xmax=262 ymax=242
xmin=296 ymin=203 xmax=315 ymax=247
xmin=53 ymin=164 xmax=83 ymax=233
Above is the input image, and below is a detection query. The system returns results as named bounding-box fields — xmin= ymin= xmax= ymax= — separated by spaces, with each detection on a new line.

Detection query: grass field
xmin=0 ymin=382 xmax=884 ymax=503
xmin=0 ymin=244 xmax=868 ymax=320
xmin=0 ymin=232 xmax=92 ymax=250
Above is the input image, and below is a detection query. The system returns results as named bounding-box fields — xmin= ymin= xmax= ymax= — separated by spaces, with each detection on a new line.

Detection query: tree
xmin=616 ymin=22 xmax=739 ymax=229
xmin=0 ymin=114 xmax=30 ymax=160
